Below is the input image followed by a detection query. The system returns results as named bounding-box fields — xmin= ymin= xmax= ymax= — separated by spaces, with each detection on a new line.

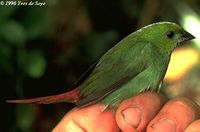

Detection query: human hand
xmin=52 ymin=92 xmax=200 ymax=132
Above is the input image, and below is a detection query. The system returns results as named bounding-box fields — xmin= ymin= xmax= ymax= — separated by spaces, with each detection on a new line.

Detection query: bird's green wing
xmin=76 ymin=41 xmax=153 ymax=107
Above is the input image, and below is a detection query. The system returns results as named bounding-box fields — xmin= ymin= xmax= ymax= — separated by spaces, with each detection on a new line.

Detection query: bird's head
xmin=137 ymin=22 xmax=195 ymax=54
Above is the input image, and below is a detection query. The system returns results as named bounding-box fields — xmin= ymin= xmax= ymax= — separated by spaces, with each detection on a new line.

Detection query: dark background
xmin=1 ymin=0 xmax=200 ymax=131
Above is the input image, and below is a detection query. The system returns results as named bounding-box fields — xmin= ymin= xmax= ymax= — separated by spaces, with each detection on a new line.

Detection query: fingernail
xmin=121 ymin=107 xmax=142 ymax=128
xmin=151 ymin=119 xmax=176 ymax=132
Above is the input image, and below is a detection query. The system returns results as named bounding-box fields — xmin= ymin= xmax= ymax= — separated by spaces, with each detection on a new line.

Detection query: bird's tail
xmin=6 ymin=88 xmax=80 ymax=104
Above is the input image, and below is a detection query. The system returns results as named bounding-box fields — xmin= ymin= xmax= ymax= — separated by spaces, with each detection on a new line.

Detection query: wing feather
xmin=77 ymin=42 xmax=152 ymax=107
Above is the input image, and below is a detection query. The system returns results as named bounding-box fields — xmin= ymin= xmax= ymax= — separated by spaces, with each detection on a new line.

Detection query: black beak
xmin=180 ymin=30 xmax=195 ymax=42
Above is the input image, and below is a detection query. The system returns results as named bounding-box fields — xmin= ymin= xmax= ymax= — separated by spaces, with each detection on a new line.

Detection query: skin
xmin=53 ymin=92 xmax=200 ymax=132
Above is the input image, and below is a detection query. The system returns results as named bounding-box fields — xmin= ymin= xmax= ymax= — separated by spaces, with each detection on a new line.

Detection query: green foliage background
xmin=1 ymin=0 xmax=200 ymax=131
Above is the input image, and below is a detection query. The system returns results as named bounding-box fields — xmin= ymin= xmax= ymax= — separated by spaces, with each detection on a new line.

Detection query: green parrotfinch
xmin=7 ymin=22 xmax=195 ymax=110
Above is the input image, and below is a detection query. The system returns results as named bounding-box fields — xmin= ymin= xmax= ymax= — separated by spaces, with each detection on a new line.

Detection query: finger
xmin=116 ymin=92 xmax=167 ymax=132
xmin=52 ymin=104 xmax=119 ymax=132
xmin=147 ymin=98 xmax=200 ymax=132
xmin=185 ymin=119 xmax=200 ymax=132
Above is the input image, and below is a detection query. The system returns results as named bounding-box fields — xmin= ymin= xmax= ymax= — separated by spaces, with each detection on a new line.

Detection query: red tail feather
xmin=6 ymin=88 xmax=80 ymax=104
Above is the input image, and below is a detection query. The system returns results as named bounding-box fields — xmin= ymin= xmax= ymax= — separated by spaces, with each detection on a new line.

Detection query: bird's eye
xmin=166 ymin=31 xmax=175 ymax=39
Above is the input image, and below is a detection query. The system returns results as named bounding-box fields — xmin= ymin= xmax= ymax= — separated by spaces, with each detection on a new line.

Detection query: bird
xmin=7 ymin=22 xmax=195 ymax=109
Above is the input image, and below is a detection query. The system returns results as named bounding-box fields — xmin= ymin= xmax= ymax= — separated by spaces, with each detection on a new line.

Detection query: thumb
xmin=116 ymin=92 xmax=166 ymax=132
